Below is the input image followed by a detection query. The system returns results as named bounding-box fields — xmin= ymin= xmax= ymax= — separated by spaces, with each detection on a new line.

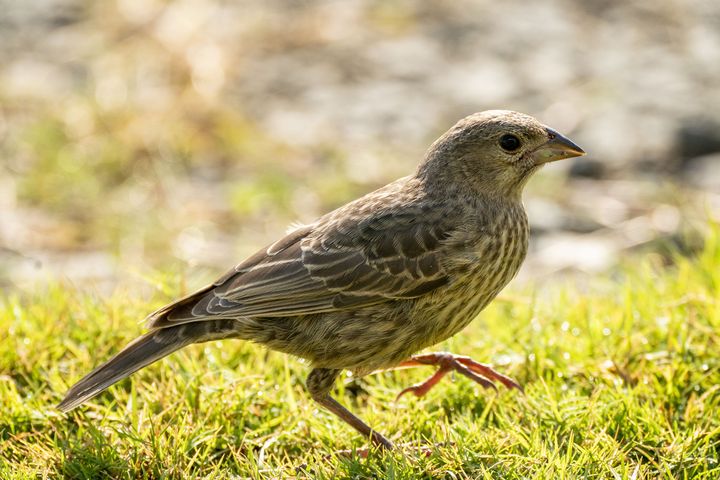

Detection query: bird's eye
xmin=499 ymin=134 xmax=521 ymax=152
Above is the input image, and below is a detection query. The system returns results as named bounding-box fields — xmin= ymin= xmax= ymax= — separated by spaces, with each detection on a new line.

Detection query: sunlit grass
xmin=1 ymin=226 xmax=719 ymax=478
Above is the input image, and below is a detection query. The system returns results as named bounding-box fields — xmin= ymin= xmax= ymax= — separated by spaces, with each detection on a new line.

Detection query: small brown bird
xmin=58 ymin=110 xmax=584 ymax=450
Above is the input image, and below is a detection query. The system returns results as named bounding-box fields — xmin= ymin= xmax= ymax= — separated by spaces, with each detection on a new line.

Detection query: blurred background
xmin=1 ymin=0 xmax=719 ymax=292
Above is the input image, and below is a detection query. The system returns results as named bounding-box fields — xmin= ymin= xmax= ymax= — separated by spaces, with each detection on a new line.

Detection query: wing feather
xmin=147 ymin=203 xmax=454 ymax=329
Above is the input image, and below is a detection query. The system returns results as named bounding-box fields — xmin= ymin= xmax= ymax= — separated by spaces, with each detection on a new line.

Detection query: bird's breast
xmin=413 ymin=206 xmax=529 ymax=346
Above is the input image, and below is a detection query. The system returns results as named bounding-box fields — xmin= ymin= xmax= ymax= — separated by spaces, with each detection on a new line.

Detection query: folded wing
xmin=147 ymin=209 xmax=452 ymax=328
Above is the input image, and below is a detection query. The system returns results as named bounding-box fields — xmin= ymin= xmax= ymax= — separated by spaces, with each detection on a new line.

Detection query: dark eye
xmin=499 ymin=134 xmax=521 ymax=152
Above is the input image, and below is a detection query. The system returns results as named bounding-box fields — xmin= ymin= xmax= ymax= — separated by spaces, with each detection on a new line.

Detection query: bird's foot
xmin=395 ymin=352 xmax=522 ymax=400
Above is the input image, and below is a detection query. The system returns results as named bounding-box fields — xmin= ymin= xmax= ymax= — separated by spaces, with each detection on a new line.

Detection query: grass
xmin=1 ymin=226 xmax=720 ymax=479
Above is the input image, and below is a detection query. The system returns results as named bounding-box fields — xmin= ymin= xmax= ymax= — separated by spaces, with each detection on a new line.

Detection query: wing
xmin=147 ymin=209 xmax=453 ymax=329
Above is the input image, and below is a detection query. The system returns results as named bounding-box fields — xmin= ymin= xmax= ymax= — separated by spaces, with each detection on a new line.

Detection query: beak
xmin=531 ymin=128 xmax=586 ymax=164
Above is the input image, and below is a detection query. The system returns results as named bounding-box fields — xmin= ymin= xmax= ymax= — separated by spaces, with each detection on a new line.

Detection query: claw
xmin=456 ymin=356 xmax=523 ymax=391
xmin=392 ymin=352 xmax=521 ymax=400
xmin=395 ymin=386 xmax=418 ymax=401
xmin=395 ymin=366 xmax=451 ymax=400
xmin=452 ymin=362 xmax=496 ymax=390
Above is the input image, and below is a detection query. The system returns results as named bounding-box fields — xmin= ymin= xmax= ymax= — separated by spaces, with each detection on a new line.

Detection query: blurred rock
xmin=568 ymin=157 xmax=606 ymax=179
xmin=527 ymin=198 xmax=604 ymax=235
xmin=676 ymin=117 xmax=720 ymax=167
xmin=683 ymin=153 xmax=720 ymax=191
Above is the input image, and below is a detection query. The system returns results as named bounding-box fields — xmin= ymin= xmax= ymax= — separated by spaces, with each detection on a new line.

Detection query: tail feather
xmin=58 ymin=320 xmax=239 ymax=412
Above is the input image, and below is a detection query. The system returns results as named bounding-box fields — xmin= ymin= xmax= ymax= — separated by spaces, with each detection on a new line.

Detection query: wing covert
xmin=147 ymin=209 xmax=454 ymax=328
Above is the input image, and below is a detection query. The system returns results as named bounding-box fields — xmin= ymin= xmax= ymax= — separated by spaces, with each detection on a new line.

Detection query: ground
xmin=1 ymin=224 xmax=718 ymax=479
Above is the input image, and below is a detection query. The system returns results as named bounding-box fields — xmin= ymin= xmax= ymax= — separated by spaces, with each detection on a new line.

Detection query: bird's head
xmin=419 ymin=110 xmax=585 ymax=199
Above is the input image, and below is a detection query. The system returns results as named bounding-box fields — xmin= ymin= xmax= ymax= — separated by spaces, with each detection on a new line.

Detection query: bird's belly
xmin=387 ymin=231 xmax=529 ymax=366
xmin=413 ymin=272 xmax=506 ymax=347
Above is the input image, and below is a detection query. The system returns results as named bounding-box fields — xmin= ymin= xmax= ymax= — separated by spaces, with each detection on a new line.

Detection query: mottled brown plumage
xmin=58 ymin=110 xmax=585 ymax=450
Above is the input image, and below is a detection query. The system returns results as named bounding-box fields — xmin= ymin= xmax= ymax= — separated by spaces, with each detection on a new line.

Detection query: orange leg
xmin=393 ymin=352 xmax=522 ymax=400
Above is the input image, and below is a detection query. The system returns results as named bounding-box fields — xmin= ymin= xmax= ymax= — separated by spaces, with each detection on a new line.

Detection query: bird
xmin=58 ymin=110 xmax=585 ymax=451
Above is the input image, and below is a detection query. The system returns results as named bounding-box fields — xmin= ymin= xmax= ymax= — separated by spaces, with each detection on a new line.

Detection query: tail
xmin=58 ymin=320 xmax=240 ymax=412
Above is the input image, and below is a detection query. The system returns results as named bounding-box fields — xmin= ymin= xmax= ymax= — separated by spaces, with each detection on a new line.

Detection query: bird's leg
xmin=307 ymin=368 xmax=394 ymax=451
xmin=394 ymin=352 xmax=522 ymax=400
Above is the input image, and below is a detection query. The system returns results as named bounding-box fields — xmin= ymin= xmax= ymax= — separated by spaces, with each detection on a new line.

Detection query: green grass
xmin=1 ymin=226 xmax=720 ymax=479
